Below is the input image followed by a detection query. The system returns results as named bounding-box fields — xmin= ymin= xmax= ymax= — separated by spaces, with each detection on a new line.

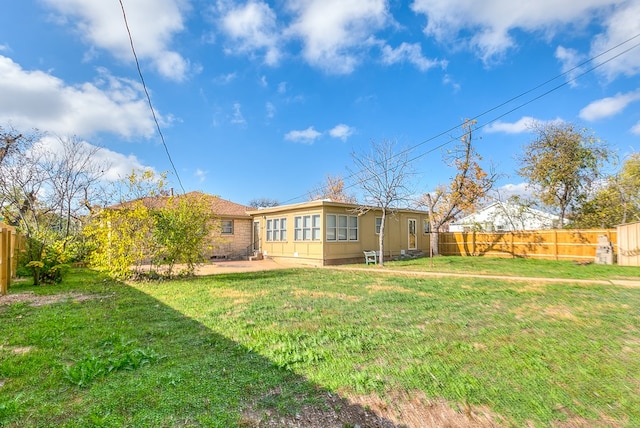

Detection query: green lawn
xmin=382 ymin=255 xmax=640 ymax=280
xmin=2 ymin=262 xmax=640 ymax=427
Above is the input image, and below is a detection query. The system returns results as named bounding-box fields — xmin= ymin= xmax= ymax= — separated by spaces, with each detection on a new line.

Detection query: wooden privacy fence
xmin=617 ymin=222 xmax=640 ymax=267
xmin=438 ymin=229 xmax=616 ymax=261
xmin=0 ymin=222 xmax=20 ymax=295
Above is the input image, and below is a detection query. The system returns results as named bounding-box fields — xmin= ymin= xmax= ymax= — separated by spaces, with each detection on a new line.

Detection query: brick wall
xmin=210 ymin=218 xmax=253 ymax=259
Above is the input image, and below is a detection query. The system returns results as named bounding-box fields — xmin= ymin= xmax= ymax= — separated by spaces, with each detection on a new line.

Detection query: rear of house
xmin=248 ymin=200 xmax=431 ymax=266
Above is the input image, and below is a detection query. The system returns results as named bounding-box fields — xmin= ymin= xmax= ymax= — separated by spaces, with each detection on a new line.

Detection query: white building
xmin=449 ymin=202 xmax=561 ymax=232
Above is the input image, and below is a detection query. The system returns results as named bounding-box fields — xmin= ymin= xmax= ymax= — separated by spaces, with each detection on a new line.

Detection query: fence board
xmin=617 ymin=222 xmax=640 ymax=267
xmin=438 ymin=229 xmax=616 ymax=261
xmin=0 ymin=222 xmax=21 ymax=295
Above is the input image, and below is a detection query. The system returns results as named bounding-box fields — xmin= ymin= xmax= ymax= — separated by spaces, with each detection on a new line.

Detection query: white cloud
xmin=590 ymin=0 xmax=640 ymax=80
xmin=285 ymin=126 xmax=322 ymax=144
xmin=215 ymin=72 xmax=237 ymax=84
xmin=34 ymin=135 xmax=155 ymax=182
xmin=579 ymin=90 xmax=640 ymax=121
xmin=219 ymin=0 xmax=281 ymax=66
xmin=42 ymin=0 xmax=190 ymax=81
xmin=265 ymin=102 xmax=276 ymax=119
xmin=230 ymin=102 xmax=246 ymax=125
xmin=194 ymin=168 xmax=208 ymax=183
xmin=410 ymin=0 xmax=623 ymax=63
xmin=286 ymin=0 xmax=389 ymax=74
xmin=0 ymin=56 xmax=157 ymax=138
xmin=492 ymin=182 xmax=534 ymax=199
xmin=329 ymin=124 xmax=355 ymax=141
xmin=380 ymin=42 xmax=446 ymax=71
xmin=277 ymin=82 xmax=287 ymax=93
xmin=484 ymin=116 xmax=538 ymax=134
xmin=632 ymin=121 xmax=640 ymax=135
xmin=555 ymin=46 xmax=584 ymax=87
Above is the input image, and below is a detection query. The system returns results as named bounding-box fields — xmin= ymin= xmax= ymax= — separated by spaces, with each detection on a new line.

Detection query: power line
xmin=118 ymin=0 xmax=185 ymax=194
xmin=280 ymin=31 xmax=640 ymax=205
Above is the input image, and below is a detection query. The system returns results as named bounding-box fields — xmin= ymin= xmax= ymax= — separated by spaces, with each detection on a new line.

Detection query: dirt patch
xmin=0 ymin=345 xmax=34 ymax=354
xmin=293 ymin=289 xmax=361 ymax=302
xmin=241 ymin=390 xmax=503 ymax=428
xmin=0 ymin=292 xmax=112 ymax=307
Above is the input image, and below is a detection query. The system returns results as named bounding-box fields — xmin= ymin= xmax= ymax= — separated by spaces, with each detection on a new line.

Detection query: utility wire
xmin=118 ymin=0 xmax=185 ymax=194
xmin=281 ymin=31 xmax=640 ymax=205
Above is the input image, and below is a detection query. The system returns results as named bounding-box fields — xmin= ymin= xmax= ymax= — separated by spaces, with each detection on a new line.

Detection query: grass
xmin=1 ymin=260 xmax=640 ymax=427
xmin=382 ymin=255 xmax=640 ymax=280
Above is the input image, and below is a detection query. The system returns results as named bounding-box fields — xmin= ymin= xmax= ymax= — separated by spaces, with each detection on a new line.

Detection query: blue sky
xmin=1 ymin=0 xmax=639 ymax=206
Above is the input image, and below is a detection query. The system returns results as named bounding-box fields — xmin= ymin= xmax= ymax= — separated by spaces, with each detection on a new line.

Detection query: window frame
xmin=294 ymin=214 xmax=320 ymax=241
xmin=266 ymin=217 xmax=287 ymax=242
xmin=221 ymin=219 xmax=234 ymax=235
xmin=326 ymin=214 xmax=359 ymax=242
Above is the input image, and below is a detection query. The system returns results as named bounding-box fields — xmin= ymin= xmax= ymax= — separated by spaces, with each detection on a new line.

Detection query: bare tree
xmin=418 ymin=119 xmax=497 ymax=255
xmin=248 ymin=197 xmax=280 ymax=208
xmin=308 ymin=174 xmax=357 ymax=203
xmin=350 ymin=139 xmax=415 ymax=266
xmin=39 ymin=136 xmax=108 ymax=239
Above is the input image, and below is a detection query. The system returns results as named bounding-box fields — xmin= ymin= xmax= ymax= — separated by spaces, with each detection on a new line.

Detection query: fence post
xmin=554 ymin=230 xmax=559 ymax=261
xmin=0 ymin=226 xmax=7 ymax=296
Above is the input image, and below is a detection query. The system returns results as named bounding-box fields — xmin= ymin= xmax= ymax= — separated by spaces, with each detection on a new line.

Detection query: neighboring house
xmin=248 ymin=199 xmax=431 ymax=266
xmin=449 ymin=201 xmax=560 ymax=232
xmin=109 ymin=192 xmax=253 ymax=260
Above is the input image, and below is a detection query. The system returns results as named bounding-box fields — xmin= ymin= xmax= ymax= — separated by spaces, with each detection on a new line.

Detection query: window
xmin=294 ymin=214 xmax=320 ymax=241
xmin=221 ymin=220 xmax=234 ymax=234
xmin=375 ymin=217 xmax=382 ymax=234
xmin=423 ymin=218 xmax=431 ymax=234
xmin=326 ymin=214 xmax=358 ymax=241
xmin=266 ymin=217 xmax=287 ymax=242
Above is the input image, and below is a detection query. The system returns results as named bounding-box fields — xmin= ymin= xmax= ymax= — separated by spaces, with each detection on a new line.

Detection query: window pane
xmin=222 ymin=220 xmax=233 ymax=234
xmin=295 ymin=216 xmax=301 ymax=228
xmin=295 ymin=229 xmax=302 ymax=241
xmin=349 ymin=228 xmax=357 ymax=240
xmin=281 ymin=230 xmax=287 ymax=241
xmin=267 ymin=219 xmax=272 ymax=230
xmin=338 ymin=227 xmax=347 ymax=240
xmin=348 ymin=216 xmax=357 ymax=228
xmin=281 ymin=218 xmax=287 ymax=230
xmin=327 ymin=228 xmax=336 ymax=241
xmin=326 ymin=215 xmax=336 ymax=227
xmin=312 ymin=214 xmax=320 ymax=227
xmin=338 ymin=215 xmax=347 ymax=227
xmin=267 ymin=230 xmax=273 ymax=241
xmin=274 ymin=219 xmax=279 ymax=230
xmin=303 ymin=229 xmax=310 ymax=240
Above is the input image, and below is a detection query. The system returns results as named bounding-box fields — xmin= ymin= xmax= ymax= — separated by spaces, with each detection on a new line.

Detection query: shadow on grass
xmin=0 ymin=269 xmax=400 ymax=427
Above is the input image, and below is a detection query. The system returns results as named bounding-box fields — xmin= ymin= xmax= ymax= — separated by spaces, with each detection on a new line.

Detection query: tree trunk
xmin=430 ymin=225 xmax=439 ymax=257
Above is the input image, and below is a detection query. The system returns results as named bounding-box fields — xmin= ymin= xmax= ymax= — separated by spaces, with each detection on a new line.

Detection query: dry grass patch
xmin=292 ymin=289 xmax=361 ymax=302
xmin=0 ymin=292 xmax=111 ymax=307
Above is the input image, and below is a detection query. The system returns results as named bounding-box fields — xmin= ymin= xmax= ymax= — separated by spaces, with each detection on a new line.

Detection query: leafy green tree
xmin=83 ymin=201 xmax=156 ymax=279
xmin=518 ymin=122 xmax=611 ymax=227
xmin=572 ymin=152 xmax=640 ymax=228
xmin=152 ymin=193 xmax=215 ymax=277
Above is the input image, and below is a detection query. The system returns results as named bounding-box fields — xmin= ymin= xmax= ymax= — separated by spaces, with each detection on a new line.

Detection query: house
xmin=248 ymin=199 xmax=431 ymax=266
xmin=109 ymin=192 xmax=253 ymax=260
xmin=448 ymin=201 xmax=561 ymax=232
